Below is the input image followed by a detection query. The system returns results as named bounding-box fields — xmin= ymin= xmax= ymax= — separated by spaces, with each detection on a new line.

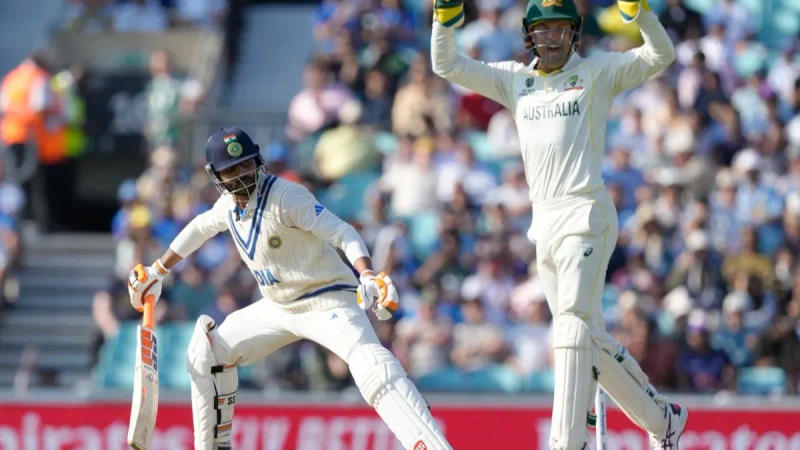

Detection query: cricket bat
xmin=127 ymin=295 xmax=159 ymax=449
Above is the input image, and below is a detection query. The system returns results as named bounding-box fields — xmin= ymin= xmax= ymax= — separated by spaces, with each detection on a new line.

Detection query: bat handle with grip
xmin=143 ymin=295 xmax=155 ymax=329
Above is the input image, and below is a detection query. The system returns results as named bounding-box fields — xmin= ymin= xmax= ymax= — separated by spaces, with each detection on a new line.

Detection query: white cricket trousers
xmin=530 ymin=190 xmax=666 ymax=449
xmin=200 ymin=290 xmax=451 ymax=450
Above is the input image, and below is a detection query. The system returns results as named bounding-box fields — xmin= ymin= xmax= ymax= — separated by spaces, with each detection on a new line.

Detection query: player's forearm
xmin=352 ymin=256 xmax=374 ymax=276
xmin=634 ymin=10 xmax=675 ymax=73
xmin=430 ymin=21 xmax=510 ymax=107
xmin=157 ymin=248 xmax=183 ymax=271
xmin=334 ymin=223 xmax=371 ymax=267
xmin=169 ymin=213 xmax=220 ymax=259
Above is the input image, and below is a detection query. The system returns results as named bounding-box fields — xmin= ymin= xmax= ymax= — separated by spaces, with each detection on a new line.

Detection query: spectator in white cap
xmin=666 ymin=230 xmax=726 ymax=310
xmin=733 ymin=148 xmax=783 ymax=226
xmin=712 ymin=291 xmax=758 ymax=367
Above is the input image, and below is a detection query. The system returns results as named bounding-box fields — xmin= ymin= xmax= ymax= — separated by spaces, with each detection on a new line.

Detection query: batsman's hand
xmin=434 ymin=0 xmax=464 ymax=28
xmin=128 ymin=261 xmax=169 ymax=312
xmin=617 ymin=0 xmax=650 ymax=23
xmin=356 ymin=271 xmax=399 ymax=321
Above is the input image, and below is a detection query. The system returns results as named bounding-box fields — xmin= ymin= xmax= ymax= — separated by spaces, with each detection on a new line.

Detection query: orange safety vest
xmin=0 ymin=60 xmax=66 ymax=164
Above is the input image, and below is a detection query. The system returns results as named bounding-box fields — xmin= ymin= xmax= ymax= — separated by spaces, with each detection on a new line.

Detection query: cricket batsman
xmin=432 ymin=0 xmax=687 ymax=448
xmin=127 ymin=127 xmax=452 ymax=450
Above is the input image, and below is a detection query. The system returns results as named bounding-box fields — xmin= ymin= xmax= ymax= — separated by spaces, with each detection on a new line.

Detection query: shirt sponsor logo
xmin=522 ymin=100 xmax=581 ymax=121
xmin=518 ymin=77 xmax=537 ymax=97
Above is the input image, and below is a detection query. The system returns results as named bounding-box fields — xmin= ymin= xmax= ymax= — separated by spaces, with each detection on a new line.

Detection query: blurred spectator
xmin=676 ymin=309 xmax=736 ymax=392
xmin=486 ymin=109 xmax=520 ymax=158
xmin=733 ymin=148 xmax=783 ymax=226
xmin=460 ymin=246 xmax=514 ymax=326
xmin=665 ymin=230 xmax=725 ymax=310
xmin=729 ymin=270 xmax=777 ymax=334
xmin=113 ymin=204 xmax=164 ymax=281
xmin=504 ymin=276 xmax=552 ymax=376
xmin=313 ymin=100 xmax=377 ymax=180
xmin=380 ymin=135 xmax=437 ymax=217
xmin=144 ymin=51 xmax=181 ymax=148
xmin=63 ymin=0 xmax=113 ymax=33
xmin=616 ymin=298 xmax=679 ymax=390
xmin=111 ymin=179 xmax=139 ymax=241
xmin=287 ymin=60 xmax=352 ymax=142
xmin=658 ymin=0 xmax=703 ymax=41
xmin=722 ymin=227 xmax=775 ymax=292
xmin=171 ymin=0 xmax=227 ymax=29
xmin=450 ymin=298 xmax=507 ymax=371
xmin=603 ymin=145 xmax=643 ymax=212
xmin=753 ymin=315 xmax=800 ymax=394
xmin=394 ymin=289 xmax=452 ymax=378
xmin=112 ymin=0 xmax=168 ymax=32
xmin=169 ymin=263 xmax=216 ymax=320
xmin=709 ymin=169 xmax=742 ymax=253
xmin=360 ymin=69 xmax=393 ymax=130
xmin=0 ymin=52 xmax=72 ymax=229
xmin=436 ymin=141 xmax=497 ymax=205
xmin=460 ymin=0 xmax=516 ymax=62
xmin=712 ymin=291 xmax=759 ymax=368
xmin=391 ymin=56 xmax=450 ymax=138
xmin=50 ymin=65 xmax=87 ymax=159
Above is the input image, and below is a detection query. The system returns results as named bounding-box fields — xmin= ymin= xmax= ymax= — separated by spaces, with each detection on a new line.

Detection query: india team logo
xmin=224 ymin=134 xmax=243 ymax=157
xmin=268 ymin=236 xmax=282 ymax=248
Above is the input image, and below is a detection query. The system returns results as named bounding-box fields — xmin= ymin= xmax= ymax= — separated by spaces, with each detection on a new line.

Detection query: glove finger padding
xmin=357 ymin=274 xmax=382 ymax=312
xmin=128 ymin=262 xmax=167 ymax=312
xmin=617 ymin=0 xmax=650 ymax=22
xmin=434 ymin=0 xmax=464 ymax=28
xmin=373 ymin=273 xmax=398 ymax=321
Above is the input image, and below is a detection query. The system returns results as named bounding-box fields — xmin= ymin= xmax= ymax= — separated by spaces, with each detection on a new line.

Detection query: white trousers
xmin=531 ymin=191 xmax=666 ymax=449
xmin=194 ymin=290 xmax=451 ymax=450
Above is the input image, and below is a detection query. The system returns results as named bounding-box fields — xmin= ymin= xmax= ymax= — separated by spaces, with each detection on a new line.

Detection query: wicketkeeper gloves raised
xmin=617 ymin=0 xmax=650 ymax=23
xmin=434 ymin=0 xmax=465 ymax=28
xmin=128 ymin=261 xmax=169 ymax=311
xmin=357 ymin=271 xmax=399 ymax=321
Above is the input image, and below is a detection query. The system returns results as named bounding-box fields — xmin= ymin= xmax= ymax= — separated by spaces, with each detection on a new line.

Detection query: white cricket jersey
xmin=432 ymin=11 xmax=674 ymax=204
xmin=170 ymin=173 xmax=370 ymax=307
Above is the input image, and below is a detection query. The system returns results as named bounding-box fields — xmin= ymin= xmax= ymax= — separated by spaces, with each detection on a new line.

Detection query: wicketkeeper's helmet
xmin=521 ymin=0 xmax=583 ymax=57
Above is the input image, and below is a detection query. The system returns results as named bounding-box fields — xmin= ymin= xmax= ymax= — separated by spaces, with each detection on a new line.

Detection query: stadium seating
xmin=317 ymin=172 xmax=381 ymax=221
xmin=737 ymin=366 xmax=788 ymax=396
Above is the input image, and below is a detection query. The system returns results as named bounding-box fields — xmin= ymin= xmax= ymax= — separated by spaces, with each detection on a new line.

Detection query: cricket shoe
xmin=649 ymin=403 xmax=688 ymax=450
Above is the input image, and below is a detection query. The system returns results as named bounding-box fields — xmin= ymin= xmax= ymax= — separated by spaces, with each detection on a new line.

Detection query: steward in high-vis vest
xmin=0 ymin=53 xmax=66 ymax=167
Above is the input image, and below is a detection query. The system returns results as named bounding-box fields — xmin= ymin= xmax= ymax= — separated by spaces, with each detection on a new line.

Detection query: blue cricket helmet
xmin=204 ymin=127 xmax=266 ymax=198
xmin=204 ymin=127 xmax=263 ymax=173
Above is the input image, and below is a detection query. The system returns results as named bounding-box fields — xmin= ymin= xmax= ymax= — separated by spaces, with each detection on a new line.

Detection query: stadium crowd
xmin=95 ymin=0 xmax=800 ymax=396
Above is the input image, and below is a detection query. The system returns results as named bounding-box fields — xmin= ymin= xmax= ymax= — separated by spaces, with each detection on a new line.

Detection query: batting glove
xmin=128 ymin=261 xmax=169 ymax=312
xmin=434 ymin=0 xmax=464 ymax=28
xmin=617 ymin=0 xmax=650 ymax=23
xmin=356 ymin=271 xmax=399 ymax=321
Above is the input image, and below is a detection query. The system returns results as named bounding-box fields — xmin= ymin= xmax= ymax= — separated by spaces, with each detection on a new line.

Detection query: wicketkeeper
xmin=128 ymin=127 xmax=452 ymax=450
xmin=431 ymin=0 xmax=688 ymax=448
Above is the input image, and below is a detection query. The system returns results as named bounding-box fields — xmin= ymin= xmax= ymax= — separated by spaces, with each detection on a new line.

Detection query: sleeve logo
xmin=314 ymin=204 xmax=325 ymax=216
